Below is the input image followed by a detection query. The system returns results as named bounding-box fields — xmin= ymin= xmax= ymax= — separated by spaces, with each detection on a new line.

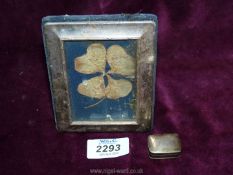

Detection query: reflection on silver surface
xmin=148 ymin=133 xmax=181 ymax=159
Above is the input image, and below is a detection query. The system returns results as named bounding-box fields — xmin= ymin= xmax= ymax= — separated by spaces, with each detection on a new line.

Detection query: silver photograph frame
xmin=42 ymin=14 xmax=157 ymax=132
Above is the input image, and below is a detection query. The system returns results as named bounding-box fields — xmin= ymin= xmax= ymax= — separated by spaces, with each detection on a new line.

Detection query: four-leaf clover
xmin=74 ymin=43 xmax=135 ymax=107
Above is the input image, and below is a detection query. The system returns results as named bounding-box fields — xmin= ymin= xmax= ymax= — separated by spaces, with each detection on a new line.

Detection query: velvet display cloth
xmin=1 ymin=0 xmax=232 ymax=175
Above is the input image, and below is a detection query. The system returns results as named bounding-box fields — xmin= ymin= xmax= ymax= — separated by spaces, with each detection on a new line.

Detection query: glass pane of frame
xmin=64 ymin=40 xmax=137 ymax=121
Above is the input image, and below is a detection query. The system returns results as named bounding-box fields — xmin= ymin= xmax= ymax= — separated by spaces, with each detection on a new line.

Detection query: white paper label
xmin=87 ymin=137 xmax=129 ymax=159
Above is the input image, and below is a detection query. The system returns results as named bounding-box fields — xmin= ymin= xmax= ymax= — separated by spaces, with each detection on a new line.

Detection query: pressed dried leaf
xmin=75 ymin=44 xmax=135 ymax=105
xmin=78 ymin=76 xmax=105 ymax=99
xmin=106 ymin=45 xmax=135 ymax=76
xmin=74 ymin=43 xmax=106 ymax=74
xmin=105 ymin=75 xmax=132 ymax=99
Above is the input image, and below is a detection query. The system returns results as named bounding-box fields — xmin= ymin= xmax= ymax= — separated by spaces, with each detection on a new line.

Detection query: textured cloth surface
xmin=0 ymin=0 xmax=232 ymax=175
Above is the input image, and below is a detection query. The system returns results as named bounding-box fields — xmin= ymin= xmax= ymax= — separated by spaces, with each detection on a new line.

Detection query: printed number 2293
xmin=96 ymin=144 xmax=120 ymax=152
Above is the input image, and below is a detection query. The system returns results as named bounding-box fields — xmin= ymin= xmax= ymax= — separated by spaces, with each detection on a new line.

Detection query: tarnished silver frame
xmin=42 ymin=14 xmax=157 ymax=132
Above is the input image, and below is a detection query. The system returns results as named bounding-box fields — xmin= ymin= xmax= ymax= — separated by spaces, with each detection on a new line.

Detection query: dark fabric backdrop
xmin=0 ymin=0 xmax=232 ymax=175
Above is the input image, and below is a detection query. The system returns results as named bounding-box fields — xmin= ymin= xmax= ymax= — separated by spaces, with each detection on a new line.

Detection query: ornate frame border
xmin=42 ymin=14 xmax=157 ymax=132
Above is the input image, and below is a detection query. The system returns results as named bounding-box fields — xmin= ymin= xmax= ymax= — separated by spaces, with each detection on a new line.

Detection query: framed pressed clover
xmin=42 ymin=14 xmax=157 ymax=132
